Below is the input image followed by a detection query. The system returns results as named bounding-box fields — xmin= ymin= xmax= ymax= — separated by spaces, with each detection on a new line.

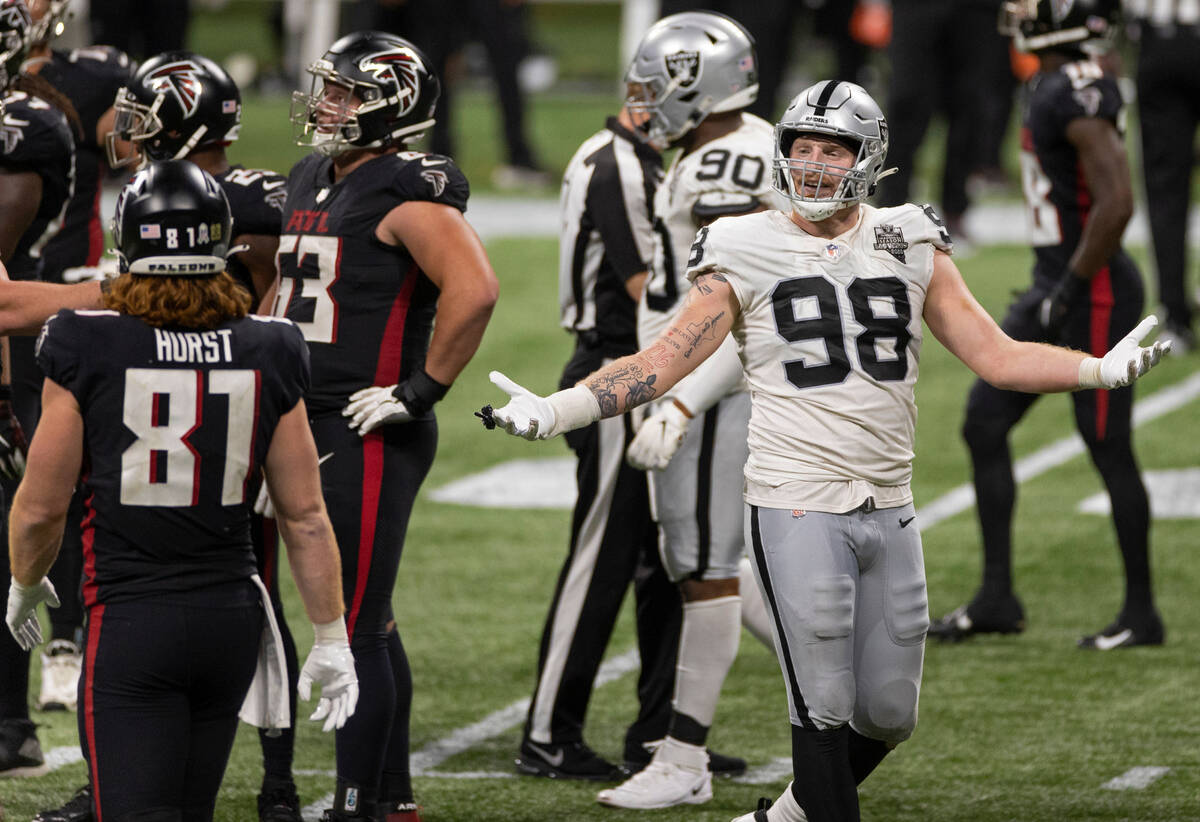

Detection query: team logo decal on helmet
xmin=360 ymin=48 xmax=422 ymax=116
xmin=0 ymin=0 xmax=31 ymax=93
xmin=144 ymin=61 xmax=203 ymax=119
xmin=664 ymin=50 xmax=699 ymax=88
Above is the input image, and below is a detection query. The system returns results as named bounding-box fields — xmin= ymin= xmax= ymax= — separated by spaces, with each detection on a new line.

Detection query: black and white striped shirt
xmin=558 ymin=117 xmax=661 ymax=356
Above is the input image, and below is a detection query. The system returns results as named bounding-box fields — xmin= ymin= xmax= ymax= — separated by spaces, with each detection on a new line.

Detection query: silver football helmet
xmin=624 ymin=11 xmax=757 ymax=149
xmin=772 ymin=80 xmax=893 ymax=221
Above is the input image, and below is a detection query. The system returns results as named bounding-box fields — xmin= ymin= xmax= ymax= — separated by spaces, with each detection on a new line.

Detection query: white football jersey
xmin=637 ymin=113 xmax=775 ymax=347
xmin=687 ymin=203 xmax=953 ymax=512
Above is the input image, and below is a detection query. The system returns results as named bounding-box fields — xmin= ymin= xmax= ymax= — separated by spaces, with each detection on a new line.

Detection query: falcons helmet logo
xmin=143 ymin=60 xmax=203 ymax=119
xmin=359 ymin=48 xmax=422 ymax=117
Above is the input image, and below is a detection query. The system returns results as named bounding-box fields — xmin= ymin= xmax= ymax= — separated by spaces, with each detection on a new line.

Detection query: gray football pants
xmin=650 ymin=391 xmax=751 ymax=582
xmin=746 ymin=503 xmax=929 ymax=743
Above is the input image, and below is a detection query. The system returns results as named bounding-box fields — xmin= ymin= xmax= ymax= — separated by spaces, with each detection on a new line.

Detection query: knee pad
xmin=854 ymin=676 xmax=919 ymax=745
xmin=797 ymin=576 xmax=856 ymax=727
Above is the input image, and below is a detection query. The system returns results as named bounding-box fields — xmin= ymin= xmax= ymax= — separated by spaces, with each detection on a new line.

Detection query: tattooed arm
xmin=585 ymin=271 xmax=739 ymax=417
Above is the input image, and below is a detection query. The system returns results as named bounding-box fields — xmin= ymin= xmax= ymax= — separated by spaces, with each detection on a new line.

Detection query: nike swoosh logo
xmin=421 ymin=156 xmax=446 ymax=167
xmin=526 ymin=741 xmax=564 ymax=767
xmin=318 ymin=452 xmax=334 ymax=465
xmin=899 ymin=516 xmax=916 ymax=528
xmin=1092 ymin=628 xmax=1133 ymax=650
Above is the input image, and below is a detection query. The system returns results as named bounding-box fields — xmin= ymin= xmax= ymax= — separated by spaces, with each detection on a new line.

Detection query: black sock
xmin=963 ymin=414 xmax=1016 ymax=601
xmin=847 ymin=728 xmax=890 ymax=784
xmin=666 ymin=711 xmax=709 ymax=747
xmin=379 ymin=625 xmax=414 ymax=807
xmin=789 ymin=724 xmax=858 ymax=822
xmin=1088 ymin=436 xmax=1153 ymax=618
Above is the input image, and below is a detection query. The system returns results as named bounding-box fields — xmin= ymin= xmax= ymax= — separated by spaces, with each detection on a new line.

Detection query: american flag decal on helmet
xmin=360 ymin=48 xmax=422 ymax=117
xmin=144 ymin=60 xmax=204 ymax=119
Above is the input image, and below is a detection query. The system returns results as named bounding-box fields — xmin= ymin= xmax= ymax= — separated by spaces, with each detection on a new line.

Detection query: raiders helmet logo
xmin=360 ymin=48 xmax=423 ymax=116
xmin=664 ymin=50 xmax=700 ymax=89
xmin=144 ymin=60 xmax=204 ymax=119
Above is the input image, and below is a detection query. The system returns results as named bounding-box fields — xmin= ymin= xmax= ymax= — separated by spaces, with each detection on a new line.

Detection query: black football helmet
xmin=291 ymin=30 xmax=440 ymax=156
xmin=999 ymin=0 xmax=1121 ymax=53
xmin=26 ymin=0 xmax=72 ymax=46
xmin=107 ymin=50 xmax=241 ymax=168
xmin=0 ymin=0 xmax=31 ymax=97
xmin=112 ymin=160 xmax=233 ymax=277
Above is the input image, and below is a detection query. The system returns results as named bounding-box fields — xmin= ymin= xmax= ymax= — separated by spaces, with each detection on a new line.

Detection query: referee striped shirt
xmin=558 ymin=117 xmax=661 ymax=356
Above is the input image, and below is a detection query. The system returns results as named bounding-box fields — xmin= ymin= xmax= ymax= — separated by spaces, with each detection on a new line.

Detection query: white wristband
xmin=1078 ymin=357 xmax=1103 ymax=390
xmin=312 ymin=617 xmax=348 ymax=644
xmin=546 ymin=384 xmax=602 ymax=436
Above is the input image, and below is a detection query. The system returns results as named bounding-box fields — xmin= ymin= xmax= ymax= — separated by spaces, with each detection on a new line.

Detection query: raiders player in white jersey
xmin=482 ymin=80 xmax=1171 ymax=822
xmin=564 ymin=11 xmax=772 ymax=810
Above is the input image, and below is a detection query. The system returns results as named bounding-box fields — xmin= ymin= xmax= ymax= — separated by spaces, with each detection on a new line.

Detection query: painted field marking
xmin=1101 ymin=766 xmax=1171 ymax=791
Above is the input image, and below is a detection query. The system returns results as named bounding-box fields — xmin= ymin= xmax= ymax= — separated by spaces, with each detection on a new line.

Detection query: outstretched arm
xmin=925 ymin=251 xmax=1167 ymax=392
xmin=487 ymin=271 xmax=740 ymax=439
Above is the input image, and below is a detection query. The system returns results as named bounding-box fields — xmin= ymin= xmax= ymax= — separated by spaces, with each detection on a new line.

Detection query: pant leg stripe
xmin=347 ymin=432 xmax=384 ymax=639
xmin=84 ymin=604 xmax=105 ymax=822
xmin=693 ymin=406 xmax=719 ymax=578
xmin=749 ymin=506 xmax=816 ymax=730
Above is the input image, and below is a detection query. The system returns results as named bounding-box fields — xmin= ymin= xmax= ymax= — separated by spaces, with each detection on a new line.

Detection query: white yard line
xmin=1101 ymin=766 xmax=1172 ymax=791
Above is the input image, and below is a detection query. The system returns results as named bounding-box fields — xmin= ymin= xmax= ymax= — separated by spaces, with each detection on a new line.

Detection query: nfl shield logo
xmin=823 ymin=243 xmax=843 ymax=261
xmin=664 ymin=50 xmax=700 ymax=89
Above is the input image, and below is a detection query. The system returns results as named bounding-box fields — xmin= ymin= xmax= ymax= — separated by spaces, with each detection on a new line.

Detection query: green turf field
xmin=3 ymin=239 xmax=1198 ymax=821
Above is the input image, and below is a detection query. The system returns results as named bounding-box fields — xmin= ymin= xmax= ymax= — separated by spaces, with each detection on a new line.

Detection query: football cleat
xmin=33 ymin=784 xmax=93 ymax=822
xmin=596 ymin=759 xmax=712 ymax=809
xmin=257 ymin=780 xmax=301 ymax=822
xmin=626 ymin=738 xmax=747 ymax=777
xmin=1078 ymin=614 xmax=1165 ymax=650
xmin=927 ymin=595 xmax=1025 ymax=642
xmin=382 ymin=802 xmax=422 ymax=822
xmin=731 ymin=796 xmax=774 ymax=822
xmin=0 ymin=718 xmax=47 ymax=777
xmin=38 ymin=638 xmax=82 ymax=712
xmin=515 ymin=739 xmax=627 ymax=781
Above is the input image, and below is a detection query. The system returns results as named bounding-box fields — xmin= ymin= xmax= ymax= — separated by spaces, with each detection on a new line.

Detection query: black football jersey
xmin=38 ymin=46 xmax=133 ymax=282
xmin=36 ymin=309 xmax=310 ymax=606
xmin=272 ymin=150 xmax=469 ymax=415
xmin=0 ymin=89 xmax=75 ymax=279
xmin=1020 ymin=59 xmax=1125 ymax=279
xmin=217 ymin=164 xmax=288 ymax=299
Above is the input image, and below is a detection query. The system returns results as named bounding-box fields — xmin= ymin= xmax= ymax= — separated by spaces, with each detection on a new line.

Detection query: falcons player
xmin=483 ymin=80 xmax=1170 ymax=822
xmin=275 ymin=31 xmax=497 ymax=822
xmin=5 ymin=159 xmax=357 ymax=821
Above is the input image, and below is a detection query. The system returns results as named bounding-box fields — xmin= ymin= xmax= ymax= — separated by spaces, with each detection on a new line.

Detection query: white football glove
xmin=253 ymin=479 xmax=276 ymax=519
xmin=1079 ymin=316 xmax=1171 ymax=390
xmin=487 ymin=371 xmax=558 ymax=440
xmin=343 ymin=385 xmax=413 ymax=436
xmin=6 ymin=578 xmax=60 ymax=651
xmin=298 ymin=626 xmax=359 ymax=733
xmin=627 ymin=401 xmax=691 ymax=471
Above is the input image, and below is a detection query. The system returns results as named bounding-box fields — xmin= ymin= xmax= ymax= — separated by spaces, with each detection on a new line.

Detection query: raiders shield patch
xmin=665 ymin=50 xmax=700 ymax=89
xmin=873 ymin=224 xmax=908 ymax=263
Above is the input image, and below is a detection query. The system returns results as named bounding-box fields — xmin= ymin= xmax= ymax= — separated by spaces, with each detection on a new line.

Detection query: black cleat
xmin=928 ymin=596 xmax=1025 ymax=642
xmin=257 ymin=780 xmax=302 ymax=822
xmin=515 ymin=739 xmax=627 ymax=781
xmin=0 ymin=718 xmax=46 ymax=776
xmin=624 ymin=739 xmax=747 ymax=778
xmin=33 ymin=784 xmax=93 ymax=822
xmin=1078 ymin=614 xmax=1165 ymax=650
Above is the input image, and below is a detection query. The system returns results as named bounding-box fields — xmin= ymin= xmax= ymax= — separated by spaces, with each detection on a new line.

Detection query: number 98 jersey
xmin=686 ymin=204 xmax=952 ymax=513
xmin=35 ymin=309 xmax=310 ymax=606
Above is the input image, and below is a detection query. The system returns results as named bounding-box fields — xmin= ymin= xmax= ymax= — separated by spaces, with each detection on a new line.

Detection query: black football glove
xmin=0 ymin=395 xmax=28 ymax=481
xmin=1038 ymin=272 xmax=1089 ymax=341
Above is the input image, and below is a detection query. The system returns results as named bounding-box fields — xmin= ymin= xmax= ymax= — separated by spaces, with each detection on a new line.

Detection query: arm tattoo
xmin=690 ymin=271 xmax=728 ymax=295
xmin=585 ymin=362 xmax=658 ymax=416
xmin=678 ymin=312 xmax=726 ymax=358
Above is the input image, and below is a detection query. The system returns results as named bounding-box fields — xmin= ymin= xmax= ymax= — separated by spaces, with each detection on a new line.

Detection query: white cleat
xmin=38 ymin=639 xmax=82 ymax=711
xmin=596 ymin=759 xmax=712 ymax=809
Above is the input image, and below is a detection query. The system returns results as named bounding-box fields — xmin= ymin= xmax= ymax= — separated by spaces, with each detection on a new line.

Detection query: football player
xmin=589 ymin=11 xmax=769 ymax=810
xmin=929 ymin=0 xmax=1165 ymax=650
xmin=274 ymin=31 xmax=498 ymax=822
xmin=18 ymin=1 xmax=131 ymax=751
xmin=483 ymin=79 xmax=1169 ymax=822
xmin=4 ymin=159 xmax=358 ymax=822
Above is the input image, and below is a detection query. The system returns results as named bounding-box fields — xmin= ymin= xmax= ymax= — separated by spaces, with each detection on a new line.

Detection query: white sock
xmin=673 ymin=594 xmax=741 ymax=728
xmin=738 ymin=556 xmax=774 ymax=648
xmin=768 ymin=782 xmax=807 ymax=822
xmin=654 ymin=736 xmax=708 ymax=771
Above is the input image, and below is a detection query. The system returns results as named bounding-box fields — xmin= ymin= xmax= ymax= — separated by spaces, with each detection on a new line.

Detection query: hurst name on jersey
xmin=687 ymin=203 xmax=952 ymax=512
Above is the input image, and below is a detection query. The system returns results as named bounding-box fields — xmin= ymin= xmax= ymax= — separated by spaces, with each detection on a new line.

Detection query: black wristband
xmin=392 ymin=368 xmax=450 ymax=417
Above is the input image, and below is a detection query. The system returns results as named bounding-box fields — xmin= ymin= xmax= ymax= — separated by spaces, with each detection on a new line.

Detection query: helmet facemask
xmin=291 ymin=62 xmax=369 ymax=157
xmin=773 ymin=131 xmax=873 ymax=221
xmin=999 ymin=0 xmax=1119 ymax=54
